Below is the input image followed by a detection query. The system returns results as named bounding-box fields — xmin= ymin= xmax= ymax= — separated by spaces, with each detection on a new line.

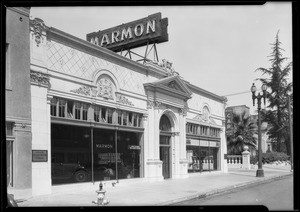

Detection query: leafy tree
xmin=255 ymin=31 xmax=293 ymax=154
xmin=227 ymin=111 xmax=257 ymax=155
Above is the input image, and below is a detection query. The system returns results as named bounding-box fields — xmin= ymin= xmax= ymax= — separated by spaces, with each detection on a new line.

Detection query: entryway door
xmin=160 ymin=135 xmax=171 ymax=179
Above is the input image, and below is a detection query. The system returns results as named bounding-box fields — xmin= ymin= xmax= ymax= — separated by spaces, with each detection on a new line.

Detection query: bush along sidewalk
xmin=250 ymin=152 xmax=290 ymax=165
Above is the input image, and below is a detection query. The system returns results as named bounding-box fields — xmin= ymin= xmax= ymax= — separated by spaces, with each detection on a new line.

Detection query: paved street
xmin=173 ymin=175 xmax=293 ymax=211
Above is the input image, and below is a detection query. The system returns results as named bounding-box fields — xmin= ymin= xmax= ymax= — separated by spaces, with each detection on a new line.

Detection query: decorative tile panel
xmin=46 ymin=40 xmax=147 ymax=95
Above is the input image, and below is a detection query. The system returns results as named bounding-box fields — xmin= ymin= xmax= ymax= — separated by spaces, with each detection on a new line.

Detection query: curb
xmin=159 ymin=172 xmax=293 ymax=205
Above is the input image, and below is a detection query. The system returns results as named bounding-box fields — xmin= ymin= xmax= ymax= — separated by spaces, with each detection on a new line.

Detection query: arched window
xmin=159 ymin=114 xmax=172 ymax=132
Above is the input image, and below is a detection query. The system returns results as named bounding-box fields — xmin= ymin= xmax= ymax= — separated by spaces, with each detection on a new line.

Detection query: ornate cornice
xmin=30 ymin=18 xmax=46 ymax=47
xmin=30 ymin=71 xmax=50 ymax=88
xmin=147 ymin=100 xmax=155 ymax=109
xmin=178 ymin=106 xmax=188 ymax=116
xmin=153 ymin=101 xmax=161 ymax=109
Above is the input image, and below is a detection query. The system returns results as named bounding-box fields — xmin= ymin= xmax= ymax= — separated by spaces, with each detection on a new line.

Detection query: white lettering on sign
xmin=90 ymin=19 xmax=156 ymax=47
xmin=134 ymin=24 xmax=144 ymax=37
xmin=96 ymin=144 xmax=113 ymax=149
xmin=146 ymin=20 xmax=155 ymax=34
xmin=101 ymin=34 xmax=110 ymax=46
xmin=111 ymin=30 xmax=120 ymax=44
xmin=121 ymin=27 xmax=133 ymax=41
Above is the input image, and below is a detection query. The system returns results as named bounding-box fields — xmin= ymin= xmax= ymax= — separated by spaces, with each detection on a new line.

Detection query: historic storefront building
xmin=7 ymin=11 xmax=228 ymax=198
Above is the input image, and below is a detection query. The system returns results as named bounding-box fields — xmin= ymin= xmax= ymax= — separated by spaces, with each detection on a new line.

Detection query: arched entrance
xmin=159 ymin=114 xmax=172 ymax=179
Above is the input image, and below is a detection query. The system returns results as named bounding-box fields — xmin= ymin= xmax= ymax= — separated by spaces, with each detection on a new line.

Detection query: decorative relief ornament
xmin=116 ymin=94 xmax=134 ymax=106
xmin=168 ymin=81 xmax=176 ymax=89
xmin=70 ymin=85 xmax=91 ymax=96
xmin=147 ymin=100 xmax=154 ymax=109
xmin=154 ymin=101 xmax=161 ymax=109
xmin=30 ymin=71 xmax=50 ymax=87
xmin=30 ymin=18 xmax=46 ymax=47
xmin=159 ymin=59 xmax=179 ymax=76
xmin=192 ymin=114 xmax=218 ymax=125
xmin=97 ymin=77 xmax=114 ymax=100
xmin=178 ymin=107 xmax=188 ymax=116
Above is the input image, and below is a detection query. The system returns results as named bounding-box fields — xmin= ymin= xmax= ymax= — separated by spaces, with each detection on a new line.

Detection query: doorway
xmin=159 ymin=114 xmax=173 ymax=179
xmin=160 ymin=135 xmax=171 ymax=179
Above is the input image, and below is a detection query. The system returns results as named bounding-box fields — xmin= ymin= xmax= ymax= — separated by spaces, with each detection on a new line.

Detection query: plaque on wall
xmin=32 ymin=150 xmax=48 ymax=162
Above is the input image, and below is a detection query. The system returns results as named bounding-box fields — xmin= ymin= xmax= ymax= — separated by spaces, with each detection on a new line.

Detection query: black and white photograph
xmin=2 ymin=1 xmax=296 ymax=210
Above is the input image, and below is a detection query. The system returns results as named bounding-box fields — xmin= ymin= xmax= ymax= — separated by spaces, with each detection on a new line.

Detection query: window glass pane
xmin=117 ymin=131 xmax=141 ymax=180
xmin=118 ymin=111 xmax=122 ymax=125
xmin=159 ymin=135 xmax=170 ymax=145
xmin=75 ymin=102 xmax=81 ymax=120
xmin=82 ymin=104 xmax=88 ymax=120
xmin=159 ymin=115 xmax=171 ymax=131
xmin=186 ymin=145 xmax=200 ymax=173
xmin=58 ymin=99 xmax=66 ymax=117
xmin=101 ymin=108 xmax=107 ymax=122
xmin=66 ymin=101 xmax=74 ymax=118
xmin=137 ymin=114 xmax=142 ymax=127
xmin=93 ymin=129 xmax=116 ymax=181
xmin=51 ymin=124 xmax=92 ymax=185
xmin=94 ymin=106 xmax=100 ymax=122
xmin=128 ymin=113 xmax=133 ymax=126
xmin=50 ymin=98 xmax=57 ymax=116
xmin=107 ymin=109 xmax=113 ymax=124
xmin=6 ymin=140 xmax=13 ymax=186
xmin=122 ymin=112 xmax=128 ymax=126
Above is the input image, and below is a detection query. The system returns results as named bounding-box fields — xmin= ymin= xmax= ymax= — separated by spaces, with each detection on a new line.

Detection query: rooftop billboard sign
xmin=86 ymin=13 xmax=168 ymax=52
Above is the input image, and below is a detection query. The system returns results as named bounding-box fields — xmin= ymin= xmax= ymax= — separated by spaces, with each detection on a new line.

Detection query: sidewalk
xmin=17 ymin=165 xmax=293 ymax=207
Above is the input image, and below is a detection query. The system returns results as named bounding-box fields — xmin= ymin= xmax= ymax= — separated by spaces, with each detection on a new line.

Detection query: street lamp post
xmin=251 ymin=83 xmax=267 ymax=177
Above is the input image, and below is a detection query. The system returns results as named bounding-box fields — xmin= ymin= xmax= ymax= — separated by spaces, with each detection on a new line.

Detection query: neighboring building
xmin=7 ymin=11 xmax=228 ymax=198
xmin=6 ymin=7 xmax=32 ymax=198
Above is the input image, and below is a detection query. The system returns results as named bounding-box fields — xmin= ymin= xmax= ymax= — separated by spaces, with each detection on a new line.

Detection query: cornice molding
xmin=7 ymin=7 xmax=30 ymax=17
xmin=30 ymin=70 xmax=50 ymax=88
xmin=185 ymin=81 xmax=226 ymax=103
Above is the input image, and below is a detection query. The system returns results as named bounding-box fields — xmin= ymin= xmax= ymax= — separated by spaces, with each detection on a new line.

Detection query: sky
xmin=30 ymin=2 xmax=293 ymax=114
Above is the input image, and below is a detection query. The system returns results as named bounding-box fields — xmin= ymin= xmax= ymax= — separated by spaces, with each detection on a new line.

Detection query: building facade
xmin=7 ymin=12 xmax=228 ymax=198
xmin=5 ymin=7 xmax=32 ymax=198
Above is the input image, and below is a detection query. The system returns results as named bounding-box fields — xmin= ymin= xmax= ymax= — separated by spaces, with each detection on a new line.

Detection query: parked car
xmin=51 ymin=162 xmax=88 ymax=182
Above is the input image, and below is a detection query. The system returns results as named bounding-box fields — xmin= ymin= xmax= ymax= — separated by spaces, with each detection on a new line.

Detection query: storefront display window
xmin=51 ymin=123 xmax=142 ymax=185
xmin=186 ymin=140 xmax=219 ymax=173
xmin=93 ymin=129 xmax=116 ymax=181
xmin=51 ymin=124 xmax=92 ymax=185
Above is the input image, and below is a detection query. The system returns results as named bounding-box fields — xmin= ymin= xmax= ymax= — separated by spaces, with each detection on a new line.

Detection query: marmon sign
xmin=86 ymin=13 xmax=168 ymax=52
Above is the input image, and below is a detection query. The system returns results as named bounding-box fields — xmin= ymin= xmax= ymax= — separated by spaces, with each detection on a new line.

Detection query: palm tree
xmin=227 ymin=111 xmax=257 ymax=155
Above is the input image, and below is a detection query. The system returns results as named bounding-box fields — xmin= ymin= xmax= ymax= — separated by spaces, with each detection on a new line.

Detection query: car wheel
xmin=74 ymin=170 xmax=87 ymax=182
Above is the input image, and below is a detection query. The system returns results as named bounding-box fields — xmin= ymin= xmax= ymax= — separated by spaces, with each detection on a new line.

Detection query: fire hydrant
xmin=95 ymin=182 xmax=110 ymax=206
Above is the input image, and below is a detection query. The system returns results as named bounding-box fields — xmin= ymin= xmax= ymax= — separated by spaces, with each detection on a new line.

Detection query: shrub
xmin=250 ymin=152 xmax=290 ymax=164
